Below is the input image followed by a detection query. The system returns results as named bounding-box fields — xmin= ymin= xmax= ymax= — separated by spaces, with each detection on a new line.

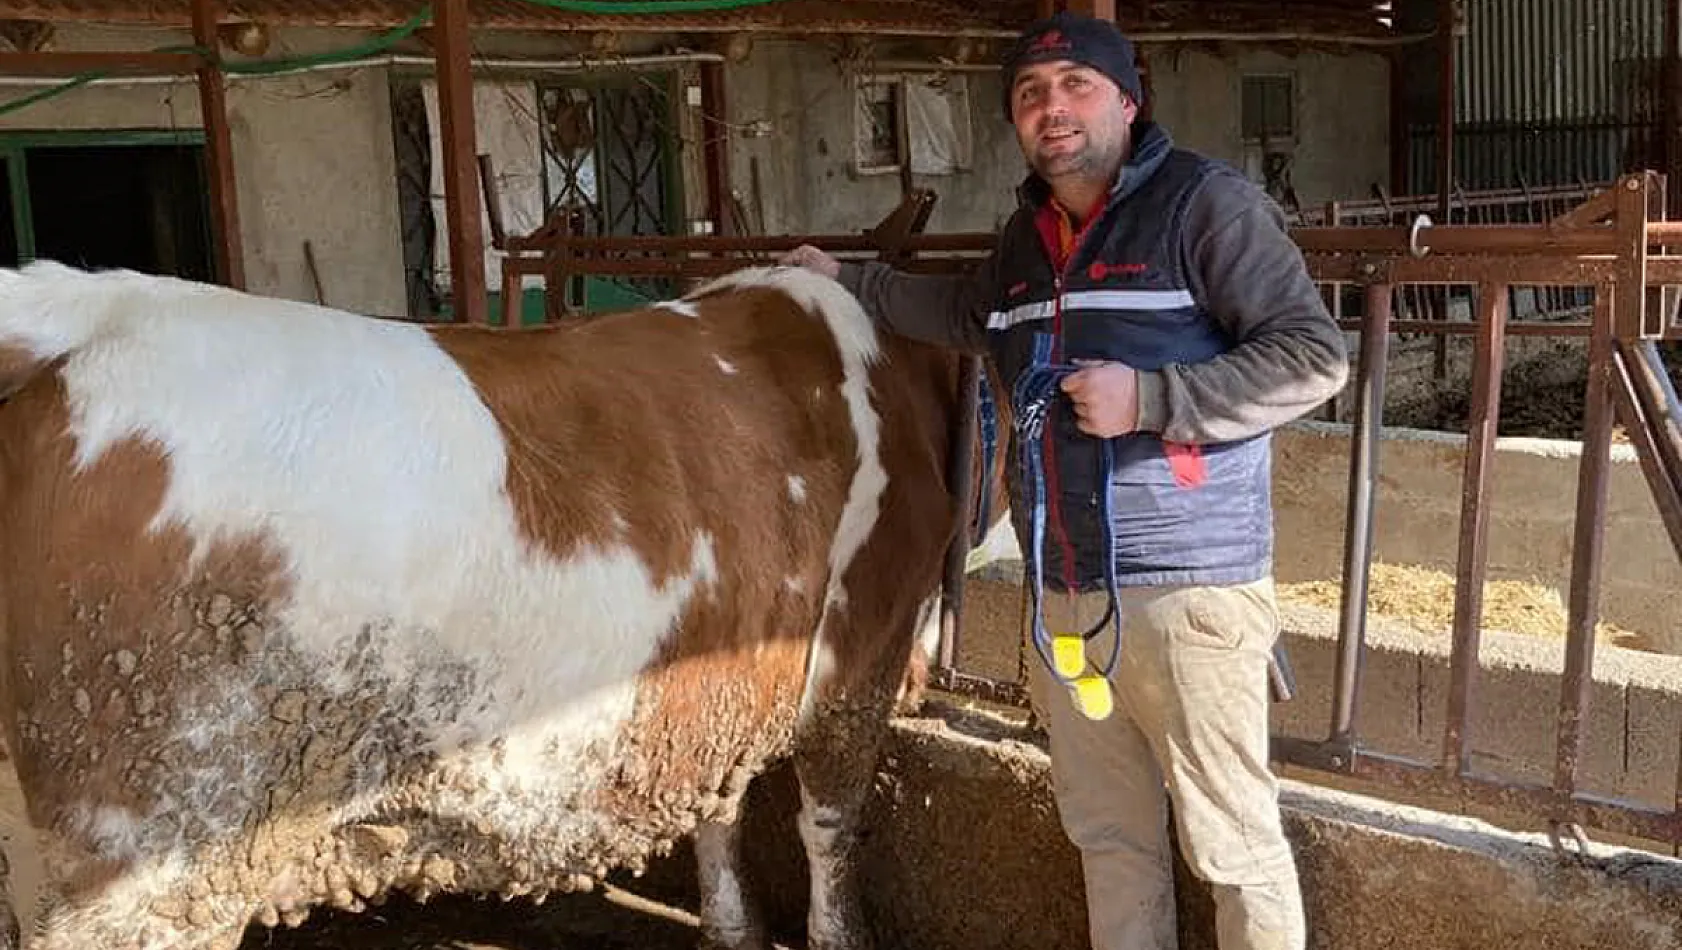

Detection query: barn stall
xmin=1 ymin=1 xmax=1682 ymax=948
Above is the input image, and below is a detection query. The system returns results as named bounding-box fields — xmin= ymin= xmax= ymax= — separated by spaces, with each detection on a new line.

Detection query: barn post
xmin=1429 ymin=0 xmax=1457 ymax=380
xmin=433 ymin=0 xmax=490 ymax=324
xmin=190 ymin=0 xmax=245 ymax=290
xmin=700 ymin=62 xmax=733 ymax=236
xmin=1434 ymin=0 xmax=1455 ymax=220
xmin=1665 ymin=0 xmax=1681 ymax=213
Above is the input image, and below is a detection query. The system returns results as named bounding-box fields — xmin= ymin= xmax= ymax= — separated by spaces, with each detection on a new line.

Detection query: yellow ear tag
xmin=1071 ymin=675 xmax=1114 ymax=721
xmin=1052 ymin=635 xmax=1087 ymax=679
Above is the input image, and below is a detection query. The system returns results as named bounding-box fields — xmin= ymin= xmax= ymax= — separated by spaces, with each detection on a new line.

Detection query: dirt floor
xmin=1382 ymin=338 xmax=1682 ymax=440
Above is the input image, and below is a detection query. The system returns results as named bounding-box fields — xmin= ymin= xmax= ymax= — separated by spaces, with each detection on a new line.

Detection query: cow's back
xmin=0 ymin=262 xmax=893 ymax=948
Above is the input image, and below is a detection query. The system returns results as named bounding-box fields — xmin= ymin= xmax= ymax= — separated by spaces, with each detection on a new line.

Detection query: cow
xmin=0 ymin=259 xmax=1005 ymax=950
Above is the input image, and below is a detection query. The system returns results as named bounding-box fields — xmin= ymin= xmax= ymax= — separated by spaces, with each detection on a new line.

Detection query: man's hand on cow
xmin=1060 ymin=360 xmax=1140 ymax=438
xmin=779 ymin=244 xmax=842 ymax=280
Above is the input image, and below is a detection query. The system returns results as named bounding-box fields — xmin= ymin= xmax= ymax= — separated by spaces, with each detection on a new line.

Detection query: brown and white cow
xmin=0 ymin=260 xmax=997 ymax=950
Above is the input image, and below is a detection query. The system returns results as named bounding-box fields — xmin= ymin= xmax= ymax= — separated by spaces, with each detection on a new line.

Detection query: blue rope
xmin=1011 ymin=334 xmax=1123 ymax=687
xmin=972 ymin=372 xmax=999 ymax=547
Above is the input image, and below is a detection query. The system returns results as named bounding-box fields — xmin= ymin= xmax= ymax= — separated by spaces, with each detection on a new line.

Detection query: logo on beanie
xmin=1028 ymin=29 xmax=1071 ymax=54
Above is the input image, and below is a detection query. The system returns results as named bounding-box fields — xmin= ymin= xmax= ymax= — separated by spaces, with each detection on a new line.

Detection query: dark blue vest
xmin=986 ymin=124 xmax=1273 ymax=592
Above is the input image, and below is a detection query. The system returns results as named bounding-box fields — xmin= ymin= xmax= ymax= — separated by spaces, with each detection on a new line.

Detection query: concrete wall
xmin=621 ymin=707 xmax=1682 ymax=950
xmin=723 ymin=40 xmax=1391 ymax=236
xmin=949 ymin=418 xmax=1682 ymax=843
xmin=955 ymin=575 xmax=1682 ymax=835
xmin=0 ymin=25 xmax=407 ymax=315
xmin=723 ymin=41 xmax=1022 ymax=237
xmin=1273 ymin=421 xmax=1682 ymax=653
xmin=1146 ymin=46 xmax=1392 ymax=209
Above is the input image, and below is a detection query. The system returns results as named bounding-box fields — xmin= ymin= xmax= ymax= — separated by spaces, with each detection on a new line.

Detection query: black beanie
xmin=1000 ymin=11 xmax=1144 ymax=119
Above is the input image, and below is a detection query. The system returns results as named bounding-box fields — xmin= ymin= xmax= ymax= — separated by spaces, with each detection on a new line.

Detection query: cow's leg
xmin=694 ymin=817 xmax=767 ymax=950
xmin=792 ymin=696 xmax=893 ymax=950
xmin=0 ymin=751 xmax=41 ymax=950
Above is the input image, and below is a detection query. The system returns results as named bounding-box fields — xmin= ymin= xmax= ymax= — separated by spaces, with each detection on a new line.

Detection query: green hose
xmin=0 ymin=0 xmax=791 ymax=118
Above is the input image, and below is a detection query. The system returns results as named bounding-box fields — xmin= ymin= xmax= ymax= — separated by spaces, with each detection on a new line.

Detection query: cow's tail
xmin=0 ymin=259 xmax=136 ymax=402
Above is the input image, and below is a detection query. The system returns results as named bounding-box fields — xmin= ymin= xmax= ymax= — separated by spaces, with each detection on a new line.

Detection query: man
xmin=781 ymin=10 xmax=1348 ymax=950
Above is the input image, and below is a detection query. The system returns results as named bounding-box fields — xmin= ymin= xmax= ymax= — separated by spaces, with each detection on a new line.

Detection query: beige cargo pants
xmin=1028 ymin=577 xmax=1304 ymax=950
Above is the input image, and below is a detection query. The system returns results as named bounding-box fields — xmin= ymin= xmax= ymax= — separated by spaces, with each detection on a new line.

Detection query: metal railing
xmin=495 ymin=174 xmax=1682 ymax=854
xmin=1299 ymin=181 xmax=1611 ymax=350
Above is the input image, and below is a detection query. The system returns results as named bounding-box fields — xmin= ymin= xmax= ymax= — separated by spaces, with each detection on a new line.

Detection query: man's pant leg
xmin=1029 ymin=592 xmax=1177 ymax=950
xmin=1117 ymin=578 xmax=1305 ymax=950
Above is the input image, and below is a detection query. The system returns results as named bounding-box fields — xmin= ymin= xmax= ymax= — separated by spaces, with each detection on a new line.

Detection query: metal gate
xmin=490 ymin=175 xmax=1682 ymax=857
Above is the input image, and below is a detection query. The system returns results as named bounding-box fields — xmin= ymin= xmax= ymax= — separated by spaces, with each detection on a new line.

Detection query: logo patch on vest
xmin=1087 ymin=261 xmax=1150 ymax=282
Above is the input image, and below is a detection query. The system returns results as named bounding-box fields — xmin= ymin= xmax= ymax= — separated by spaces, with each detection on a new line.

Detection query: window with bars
xmin=539 ymin=75 xmax=679 ymax=306
xmin=855 ymin=77 xmax=903 ymax=172
xmin=1241 ymin=74 xmax=1295 ymax=144
xmin=853 ymin=73 xmax=973 ymax=176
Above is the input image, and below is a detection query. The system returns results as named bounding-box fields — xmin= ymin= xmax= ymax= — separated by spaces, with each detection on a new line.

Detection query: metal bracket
xmin=1409 ymin=214 xmax=1433 ymax=258
xmin=1352 ymin=255 xmax=1394 ymax=286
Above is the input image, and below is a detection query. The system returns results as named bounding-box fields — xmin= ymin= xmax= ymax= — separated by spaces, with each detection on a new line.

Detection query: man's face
xmin=1009 ymin=60 xmax=1137 ymax=188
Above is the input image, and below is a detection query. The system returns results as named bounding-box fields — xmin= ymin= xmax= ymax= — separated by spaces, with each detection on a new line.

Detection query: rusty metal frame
xmin=0 ymin=3 xmax=246 ymax=288
xmin=498 ymin=173 xmax=1682 ymax=854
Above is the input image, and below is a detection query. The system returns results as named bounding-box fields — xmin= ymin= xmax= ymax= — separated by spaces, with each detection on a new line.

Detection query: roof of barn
xmin=0 ymin=1 xmax=1398 ymax=40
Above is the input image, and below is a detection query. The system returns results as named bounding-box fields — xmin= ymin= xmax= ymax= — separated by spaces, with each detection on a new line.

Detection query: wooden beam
xmin=699 ymin=62 xmax=732 ymax=236
xmin=1387 ymin=47 xmax=1408 ymax=195
xmin=433 ymin=0 xmax=488 ymax=324
xmin=0 ymin=51 xmax=199 ymax=76
xmin=191 ymin=0 xmax=245 ymax=290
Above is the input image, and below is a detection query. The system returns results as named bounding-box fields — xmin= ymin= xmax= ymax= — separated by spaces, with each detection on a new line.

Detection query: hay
xmin=1276 ymin=562 xmax=1649 ymax=650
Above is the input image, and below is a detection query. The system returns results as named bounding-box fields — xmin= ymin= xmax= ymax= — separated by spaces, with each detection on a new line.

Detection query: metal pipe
xmin=504 ymin=255 xmax=977 ymax=279
xmin=1293 ymin=224 xmax=1620 ymax=255
xmin=1638 ymin=339 xmax=1682 ymax=441
xmin=191 ymin=0 xmax=244 ymax=290
xmin=1441 ymin=282 xmax=1509 ymax=775
xmin=434 ymin=0 xmax=488 ymax=324
xmin=937 ymin=356 xmax=982 ymax=675
xmin=1310 ymin=253 xmax=1620 ymax=286
xmin=1555 ymin=282 xmax=1617 ymax=799
xmin=1300 ymin=742 xmax=1682 ymax=846
xmin=1334 ymin=319 xmax=1591 ymax=337
xmin=512 ymin=232 xmax=996 ymax=254
xmin=0 ymin=50 xmax=727 ymax=86
xmin=1330 ymin=282 xmax=1393 ymax=747
xmin=1609 ymin=342 xmax=1682 ymax=562
xmin=531 ymin=222 xmax=1682 ymax=259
